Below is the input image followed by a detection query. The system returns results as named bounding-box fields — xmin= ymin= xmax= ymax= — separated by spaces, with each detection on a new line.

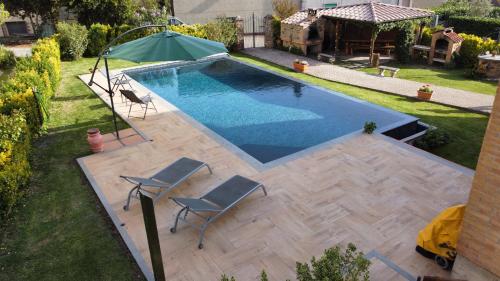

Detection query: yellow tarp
xmin=416 ymin=205 xmax=466 ymax=259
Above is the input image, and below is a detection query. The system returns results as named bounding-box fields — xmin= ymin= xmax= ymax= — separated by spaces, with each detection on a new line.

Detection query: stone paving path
xmin=242 ymin=48 xmax=495 ymax=114
xmin=6 ymin=45 xmax=32 ymax=57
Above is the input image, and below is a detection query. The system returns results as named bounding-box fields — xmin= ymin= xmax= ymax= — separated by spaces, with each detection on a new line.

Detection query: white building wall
xmin=174 ymin=0 xmax=302 ymax=24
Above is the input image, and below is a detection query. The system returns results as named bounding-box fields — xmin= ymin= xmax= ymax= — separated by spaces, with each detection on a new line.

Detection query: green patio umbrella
xmin=89 ymin=26 xmax=228 ymax=139
xmin=105 ymin=31 xmax=228 ymax=62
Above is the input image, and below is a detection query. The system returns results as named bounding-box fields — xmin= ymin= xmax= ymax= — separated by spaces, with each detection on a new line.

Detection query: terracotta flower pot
xmin=293 ymin=62 xmax=308 ymax=72
xmin=417 ymin=90 xmax=433 ymax=101
xmin=87 ymin=128 xmax=104 ymax=153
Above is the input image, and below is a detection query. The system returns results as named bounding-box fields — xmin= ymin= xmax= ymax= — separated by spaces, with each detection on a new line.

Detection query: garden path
xmin=242 ymin=48 xmax=495 ymax=114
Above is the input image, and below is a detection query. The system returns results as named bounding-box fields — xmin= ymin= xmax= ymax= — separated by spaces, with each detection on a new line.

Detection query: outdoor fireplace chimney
xmin=307 ymin=9 xmax=317 ymax=21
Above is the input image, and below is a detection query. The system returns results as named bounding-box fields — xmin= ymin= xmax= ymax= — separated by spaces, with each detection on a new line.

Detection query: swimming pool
xmin=127 ymin=58 xmax=417 ymax=164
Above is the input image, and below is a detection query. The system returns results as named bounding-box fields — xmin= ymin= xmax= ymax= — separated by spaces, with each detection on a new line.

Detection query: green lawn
xmin=233 ymin=53 xmax=488 ymax=169
xmin=354 ymin=62 xmax=497 ymax=96
xmin=0 ymin=58 xmax=144 ymax=281
xmin=0 ymin=54 xmax=489 ymax=280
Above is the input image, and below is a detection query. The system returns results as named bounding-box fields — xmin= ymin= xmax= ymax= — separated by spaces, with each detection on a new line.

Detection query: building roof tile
xmin=282 ymin=2 xmax=433 ymax=27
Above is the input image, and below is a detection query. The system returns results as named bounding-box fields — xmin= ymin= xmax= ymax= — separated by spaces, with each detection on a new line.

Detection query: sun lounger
xmin=170 ymin=175 xmax=267 ymax=249
xmin=98 ymin=68 xmax=134 ymax=92
xmin=120 ymin=157 xmax=212 ymax=211
xmin=120 ymin=89 xmax=158 ymax=119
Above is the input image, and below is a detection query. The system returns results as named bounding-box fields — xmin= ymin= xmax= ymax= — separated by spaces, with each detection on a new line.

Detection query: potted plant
xmin=417 ymin=84 xmax=434 ymax=101
xmin=293 ymin=59 xmax=309 ymax=72
xmin=363 ymin=121 xmax=377 ymax=134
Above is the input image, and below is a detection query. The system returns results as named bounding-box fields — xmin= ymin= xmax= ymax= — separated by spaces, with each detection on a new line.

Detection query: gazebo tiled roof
xmin=282 ymin=2 xmax=433 ymax=27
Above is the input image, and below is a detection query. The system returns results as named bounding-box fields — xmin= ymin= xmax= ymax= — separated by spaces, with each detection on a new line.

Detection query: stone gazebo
xmin=280 ymin=2 xmax=433 ymax=60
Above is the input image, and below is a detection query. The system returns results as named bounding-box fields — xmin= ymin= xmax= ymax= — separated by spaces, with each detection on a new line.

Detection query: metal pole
xmin=139 ymin=191 xmax=166 ymax=281
xmin=252 ymin=13 xmax=256 ymax=48
xmin=104 ymin=57 xmax=120 ymax=139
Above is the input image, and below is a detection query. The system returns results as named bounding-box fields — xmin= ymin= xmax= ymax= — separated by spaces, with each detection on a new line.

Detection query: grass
xmin=353 ymin=62 xmax=497 ymax=96
xmin=0 ymin=58 xmax=143 ymax=281
xmin=0 ymin=54 xmax=489 ymax=280
xmin=233 ymin=53 xmax=489 ymax=169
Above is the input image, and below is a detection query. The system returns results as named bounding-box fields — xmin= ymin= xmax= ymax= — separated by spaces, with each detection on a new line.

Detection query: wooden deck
xmin=78 ymin=71 xmax=473 ymax=281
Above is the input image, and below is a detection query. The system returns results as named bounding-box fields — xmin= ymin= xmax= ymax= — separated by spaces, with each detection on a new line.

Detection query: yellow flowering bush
xmin=169 ymin=24 xmax=208 ymax=39
xmin=0 ymin=38 xmax=60 ymax=217
xmin=457 ymin=33 xmax=500 ymax=68
xmin=0 ymin=111 xmax=31 ymax=216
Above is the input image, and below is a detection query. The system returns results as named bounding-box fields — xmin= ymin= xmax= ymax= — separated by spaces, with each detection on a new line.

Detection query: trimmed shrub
xmin=0 ymin=37 xmax=60 ymax=218
xmin=0 ymin=71 xmax=51 ymax=131
xmin=420 ymin=25 xmax=445 ymax=46
xmin=0 ymin=37 xmax=60 ymax=133
xmin=169 ymin=24 xmax=208 ymax=39
xmin=414 ymin=129 xmax=451 ymax=150
xmin=0 ymin=45 xmax=16 ymax=69
xmin=394 ymin=22 xmax=415 ymax=64
xmin=0 ymin=111 xmax=31 ymax=217
xmin=455 ymin=33 xmax=500 ymax=68
xmin=27 ymin=38 xmax=61 ymax=89
xmin=205 ymin=18 xmax=238 ymax=49
xmin=86 ymin=23 xmax=112 ymax=56
xmin=56 ymin=22 xmax=89 ymax=61
xmin=448 ymin=16 xmax=500 ymax=38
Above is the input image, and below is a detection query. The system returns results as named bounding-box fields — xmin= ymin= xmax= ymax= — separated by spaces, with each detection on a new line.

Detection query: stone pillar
xmin=456 ymin=81 xmax=500 ymax=278
xmin=264 ymin=15 xmax=274 ymax=49
xmin=234 ymin=16 xmax=244 ymax=51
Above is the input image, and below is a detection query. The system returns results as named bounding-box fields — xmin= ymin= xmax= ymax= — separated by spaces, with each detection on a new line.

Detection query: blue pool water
xmin=127 ymin=58 xmax=416 ymax=164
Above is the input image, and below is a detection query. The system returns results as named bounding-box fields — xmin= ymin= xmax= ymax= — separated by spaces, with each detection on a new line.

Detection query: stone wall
xmin=264 ymin=15 xmax=274 ymax=48
xmin=234 ymin=16 xmax=244 ymax=51
xmin=457 ymin=82 xmax=500 ymax=277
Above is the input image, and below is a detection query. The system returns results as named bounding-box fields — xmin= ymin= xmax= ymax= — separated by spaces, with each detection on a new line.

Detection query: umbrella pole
xmin=104 ymin=57 xmax=120 ymax=139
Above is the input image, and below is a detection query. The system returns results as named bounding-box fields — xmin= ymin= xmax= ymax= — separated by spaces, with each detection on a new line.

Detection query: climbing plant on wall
xmin=374 ymin=18 xmax=430 ymax=63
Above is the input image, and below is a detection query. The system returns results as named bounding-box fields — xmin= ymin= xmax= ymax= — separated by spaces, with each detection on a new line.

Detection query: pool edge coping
xmin=76 ymin=157 xmax=155 ymax=281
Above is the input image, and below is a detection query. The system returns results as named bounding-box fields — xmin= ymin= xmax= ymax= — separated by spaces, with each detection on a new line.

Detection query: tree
xmin=469 ymin=0 xmax=493 ymax=17
xmin=64 ymin=0 xmax=136 ymax=27
xmin=272 ymin=0 xmax=299 ymax=20
xmin=3 ymin=0 xmax=63 ymax=34
xmin=0 ymin=3 xmax=9 ymax=25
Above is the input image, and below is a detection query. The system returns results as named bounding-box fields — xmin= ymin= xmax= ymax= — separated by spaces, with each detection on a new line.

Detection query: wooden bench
xmin=378 ymin=66 xmax=400 ymax=77
xmin=317 ymin=53 xmax=335 ymax=64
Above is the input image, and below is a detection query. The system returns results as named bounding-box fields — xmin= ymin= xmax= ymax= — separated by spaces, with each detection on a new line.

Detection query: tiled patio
xmin=78 ymin=69 xmax=474 ymax=281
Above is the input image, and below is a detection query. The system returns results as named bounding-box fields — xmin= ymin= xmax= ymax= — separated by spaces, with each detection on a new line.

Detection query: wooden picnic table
xmin=345 ymin=39 xmax=395 ymax=56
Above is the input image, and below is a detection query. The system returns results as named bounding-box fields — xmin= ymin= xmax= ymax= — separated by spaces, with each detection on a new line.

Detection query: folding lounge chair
xmin=98 ymin=68 xmax=133 ymax=92
xmin=120 ymin=89 xmax=158 ymax=119
xmin=120 ymin=157 xmax=212 ymax=211
xmin=170 ymin=175 xmax=267 ymax=249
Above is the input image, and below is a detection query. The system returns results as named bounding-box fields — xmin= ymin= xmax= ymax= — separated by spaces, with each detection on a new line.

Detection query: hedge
xmin=448 ymin=16 xmax=500 ymax=38
xmin=0 ymin=111 xmax=31 ymax=216
xmin=0 ymin=38 xmax=61 ymax=217
xmin=85 ymin=23 xmax=158 ymax=56
xmin=455 ymin=33 xmax=500 ymax=68
xmin=86 ymin=23 xmax=112 ymax=56
xmin=84 ymin=19 xmax=238 ymax=55
xmin=56 ymin=22 xmax=89 ymax=61
xmin=1 ymin=38 xmax=61 ymax=132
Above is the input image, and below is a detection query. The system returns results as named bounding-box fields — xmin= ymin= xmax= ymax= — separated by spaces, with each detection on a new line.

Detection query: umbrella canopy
xmin=104 ymin=31 xmax=228 ymax=63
